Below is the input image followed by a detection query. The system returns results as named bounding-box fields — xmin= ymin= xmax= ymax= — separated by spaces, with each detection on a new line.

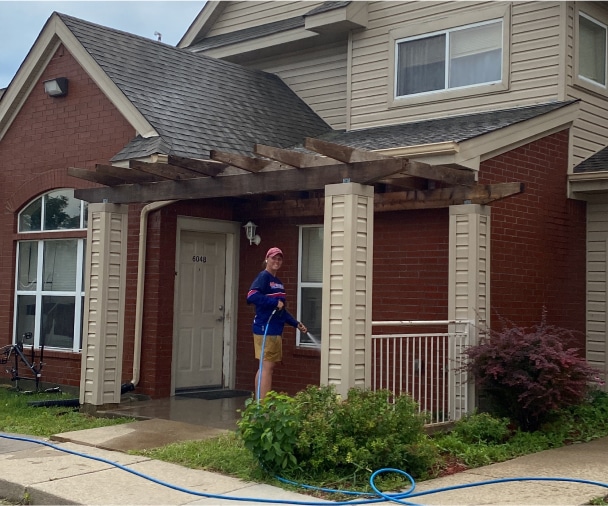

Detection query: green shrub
xmin=238 ymin=392 xmax=299 ymax=473
xmin=464 ymin=310 xmax=603 ymax=431
xmin=238 ymin=385 xmax=439 ymax=481
xmin=448 ymin=412 xmax=512 ymax=444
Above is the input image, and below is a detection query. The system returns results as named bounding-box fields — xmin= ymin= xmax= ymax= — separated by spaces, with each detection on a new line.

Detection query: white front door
xmin=175 ymin=231 xmax=226 ymax=390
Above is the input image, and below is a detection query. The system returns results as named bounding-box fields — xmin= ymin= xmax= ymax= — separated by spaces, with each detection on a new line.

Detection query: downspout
xmin=123 ymin=200 xmax=176 ymax=392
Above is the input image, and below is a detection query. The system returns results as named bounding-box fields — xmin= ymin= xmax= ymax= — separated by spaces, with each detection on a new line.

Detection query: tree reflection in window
xmin=18 ymin=189 xmax=87 ymax=232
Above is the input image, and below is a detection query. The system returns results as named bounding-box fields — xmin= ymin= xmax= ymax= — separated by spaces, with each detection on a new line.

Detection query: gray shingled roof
xmin=57 ymin=13 xmax=579 ymax=166
xmin=58 ymin=13 xmax=332 ymax=161
xmin=188 ymin=18 xmax=305 ymax=52
xmin=574 ymin=146 xmax=608 ymax=173
xmin=187 ymin=2 xmax=351 ymax=52
xmin=304 ymin=2 xmax=352 ymax=17
xmin=317 ymin=101 xmax=577 ymax=151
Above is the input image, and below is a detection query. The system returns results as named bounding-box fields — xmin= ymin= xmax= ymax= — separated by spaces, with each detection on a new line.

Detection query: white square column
xmin=79 ymin=203 xmax=128 ymax=409
xmin=448 ymin=204 xmax=491 ymax=418
xmin=320 ymin=183 xmax=374 ymax=398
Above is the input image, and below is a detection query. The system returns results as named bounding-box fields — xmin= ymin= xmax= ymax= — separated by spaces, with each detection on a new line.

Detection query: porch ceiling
xmin=71 ymin=138 xmax=523 ymax=211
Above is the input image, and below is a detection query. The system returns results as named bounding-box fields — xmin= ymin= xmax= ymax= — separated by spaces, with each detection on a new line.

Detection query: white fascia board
xmin=569 ymin=176 xmax=608 ymax=195
xmin=375 ymin=141 xmax=459 ymax=158
xmin=200 ymin=27 xmax=318 ymax=59
xmin=0 ymin=27 xmax=60 ymax=140
xmin=569 ymin=172 xmax=608 ymax=199
xmin=178 ymin=1 xmax=224 ymax=49
xmin=369 ymin=103 xmax=578 ymax=172
xmin=53 ymin=18 xmax=156 ymax=138
xmin=374 ymin=141 xmax=480 ymax=170
xmin=467 ymin=102 xmax=579 ymax=164
xmin=0 ymin=14 xmax=157 ymax=143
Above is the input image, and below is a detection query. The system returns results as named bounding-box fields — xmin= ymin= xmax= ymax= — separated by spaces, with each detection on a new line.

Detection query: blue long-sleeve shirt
xmin=247 ymin=270 xmax=298 ymax=335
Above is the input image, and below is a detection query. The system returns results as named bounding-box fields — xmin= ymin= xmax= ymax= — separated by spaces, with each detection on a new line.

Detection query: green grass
xmin=589 ymin=495 xmax=608 ymax=505
xmin=137 ymin=390 xmax=608 ymax=498
xmin=0 ymin=384 xmax=134 ymax=436
xmin=138 ymin=432 xmax=270 ymax=482
xmin=2 ymin=383 xmax=608 ymax=501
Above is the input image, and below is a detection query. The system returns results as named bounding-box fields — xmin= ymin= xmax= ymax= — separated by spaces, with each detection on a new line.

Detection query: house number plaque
xmin=192 ymin=256 xmax=207 ymax=263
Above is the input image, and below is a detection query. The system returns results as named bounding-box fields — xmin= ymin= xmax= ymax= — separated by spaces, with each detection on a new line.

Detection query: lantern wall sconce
xmin=43 ymin=77 xmax=69 ymax=97
xmin=243 ymin=221 xmax=261 ymax=246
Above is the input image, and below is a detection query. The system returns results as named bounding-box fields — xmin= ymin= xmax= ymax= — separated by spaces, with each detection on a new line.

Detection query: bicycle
xmin=1 ymin=332 xmax=56 ymax=393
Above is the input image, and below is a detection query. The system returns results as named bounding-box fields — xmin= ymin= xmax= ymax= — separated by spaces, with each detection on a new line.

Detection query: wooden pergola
xmin=70 ymin=138 xmax=524 ymax=212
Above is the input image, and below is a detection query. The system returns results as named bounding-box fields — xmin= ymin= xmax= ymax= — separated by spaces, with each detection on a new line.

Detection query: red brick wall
xmin=0 ymin=45 xmax=135 ymax=387
xmin=235 ymin=219 xmax=323 ymax=395
xmin=235 ymin=129 xmax=587 ymax=393
xmin=130 ymin=199 xmax=239 ymax=398
xmin=0 ymin=46 xmax=586 ymax=397
xmin=479 ymin=129 xmax=586 ymax=347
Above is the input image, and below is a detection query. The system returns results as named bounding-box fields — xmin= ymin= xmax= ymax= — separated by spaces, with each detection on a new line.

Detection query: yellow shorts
xmin=254 ymin=334 xmax=282 ymax=362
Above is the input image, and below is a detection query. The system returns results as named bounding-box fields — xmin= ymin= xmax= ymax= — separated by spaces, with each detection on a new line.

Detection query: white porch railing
xmin=371 ymin=320 xmax=474 ymax=425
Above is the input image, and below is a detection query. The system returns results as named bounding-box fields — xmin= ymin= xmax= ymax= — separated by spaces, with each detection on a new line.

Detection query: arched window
xmin=15 ymin=190 xmax=87 ymax=351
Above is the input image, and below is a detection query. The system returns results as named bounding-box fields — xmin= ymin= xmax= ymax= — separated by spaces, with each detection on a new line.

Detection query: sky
xmin=0 ymin=0 xmax=207 ymax=89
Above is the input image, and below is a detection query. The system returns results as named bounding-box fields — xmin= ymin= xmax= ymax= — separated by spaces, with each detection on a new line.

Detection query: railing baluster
xmin=371 ymin=320 xmax=472 ymax=425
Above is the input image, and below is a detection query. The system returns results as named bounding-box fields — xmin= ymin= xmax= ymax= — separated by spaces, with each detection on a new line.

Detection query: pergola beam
xmin=168 ymin=155 xmax=226 ymax=177
xmin=304 ymin=137 xmax=476 ymax=186
xmin=74 ymin=157 xmax=406 ymax=203
xmin=237 ymin=182 xmax=525 ymax=217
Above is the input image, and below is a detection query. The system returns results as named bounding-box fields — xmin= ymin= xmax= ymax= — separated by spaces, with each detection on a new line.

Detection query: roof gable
xmin=60 ymin=13 xmax=331 ymax=160
xmin=0 ymin=12 xmax=331 ymax=161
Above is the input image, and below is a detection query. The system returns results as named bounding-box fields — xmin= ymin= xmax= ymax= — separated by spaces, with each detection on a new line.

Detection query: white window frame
xmin=18 ymin=189 xmax=88 ymax=233
xmin=395 ymin=19 xmax=503 ymax=98
xmin=575 ymin=8 xmax=608 ymax=97
xmin=14 ymin=190 xmax=87 ymax=352
xmin=296 ymin=225 xmax=323 ymax=348
xmin=388 ymin=3 xmax=511 ymax=108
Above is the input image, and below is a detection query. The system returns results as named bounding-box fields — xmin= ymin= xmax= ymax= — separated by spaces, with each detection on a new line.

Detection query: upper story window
xmin=388 ymin=4 xmax=511 ymax=108
xmin=578 ymin=12 xmax=607 ymax=88
xmin=396 ymin=19 xmax=503 ymax=98
xmin=19 ymin=189 xmax=88 ymax=233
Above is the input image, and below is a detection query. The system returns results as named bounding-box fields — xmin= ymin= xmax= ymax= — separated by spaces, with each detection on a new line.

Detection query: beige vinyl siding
xmin=247 ymin=43 xmax=348 ymax=130
xmin=206 ymin=1 xmax=324 ymax=37
xmin=349 ymin=1 xmax=563 ymax=129
xmin=321 ymin=184 xmax=374 ymax=396
xmin=566 ymin=2 xmax=608 ymax=167
xmin=80 ymin=204 xmax=128 ymax=406
xmin=586 ymin=202 xmax=608 ymax=386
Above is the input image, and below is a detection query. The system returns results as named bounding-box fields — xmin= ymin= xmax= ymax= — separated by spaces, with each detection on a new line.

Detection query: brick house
xmin=0 ymin=2 xmax=606 ymax=416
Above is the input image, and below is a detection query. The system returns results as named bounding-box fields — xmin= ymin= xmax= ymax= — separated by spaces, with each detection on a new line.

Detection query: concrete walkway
xmin=1 ymin=424 xmax=608 ymax=505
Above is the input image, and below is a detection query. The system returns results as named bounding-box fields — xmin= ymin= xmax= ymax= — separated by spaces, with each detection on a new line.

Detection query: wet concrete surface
xmin=57 ymin=391 xmax=253 ymax=452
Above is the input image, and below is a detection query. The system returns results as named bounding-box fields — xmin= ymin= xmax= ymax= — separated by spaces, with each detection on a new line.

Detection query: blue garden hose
xmin=2 ymin=432 xmax=608 ymax=505
xmin=256 ymin=308 xmax=277 ymax=403
xmin=4 ymin=309 xmax=608 ymax=504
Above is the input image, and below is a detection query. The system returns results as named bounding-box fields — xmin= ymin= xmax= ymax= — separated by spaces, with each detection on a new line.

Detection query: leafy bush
xmin=464 ymin=310 xmax=603 ymax=431
xmin=448 ymin=411 xmax=512 ymax=445
xmin=238 ymin=385 xmax=438 ymax=481
xmin=237 ymin=391 xmax=299 ymax=472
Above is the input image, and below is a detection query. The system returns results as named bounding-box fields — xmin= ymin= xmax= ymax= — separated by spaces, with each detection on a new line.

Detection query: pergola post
xmin=448 ymin=204 xmax=491 ymax=419
xmin=79 ymin=203 xmax=128 ymax=411
xmin=320 ymin=182 xmax=374 ymax=398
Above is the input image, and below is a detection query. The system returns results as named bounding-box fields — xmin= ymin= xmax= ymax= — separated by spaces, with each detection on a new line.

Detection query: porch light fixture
xmin=243 ymin=221 xmax=261 ymax=246
xmin=43 ymin=77 xmax=68 ymax=97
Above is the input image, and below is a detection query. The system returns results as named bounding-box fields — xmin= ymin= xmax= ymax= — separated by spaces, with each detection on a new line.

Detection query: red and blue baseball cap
xmin=266 ymin=247 xmax=283 ymax=259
